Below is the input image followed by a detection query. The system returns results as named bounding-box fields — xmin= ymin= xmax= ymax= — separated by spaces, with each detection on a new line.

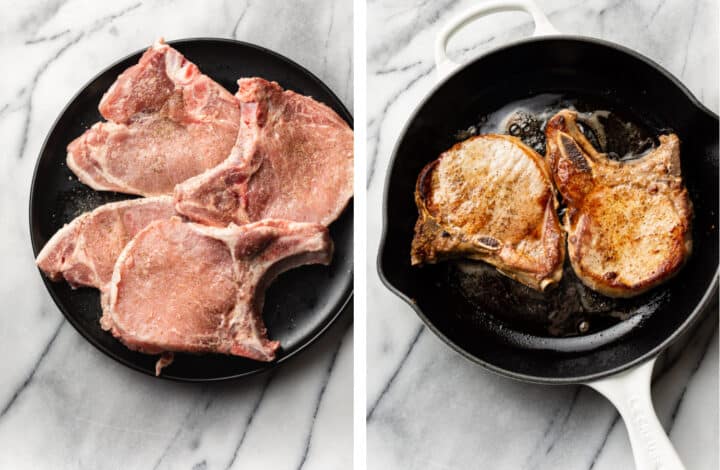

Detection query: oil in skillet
xmin=449 ymin=93 xmax=668 ymax=338
xmin=455 ymin=93 xmax=656 ymax=158
xmin=449 ymin=260 xmax=668 ymax=338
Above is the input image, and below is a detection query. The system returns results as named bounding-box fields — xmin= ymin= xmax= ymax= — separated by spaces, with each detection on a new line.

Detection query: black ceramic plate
xmin=29 ymin=38 xmax=353 ymax=381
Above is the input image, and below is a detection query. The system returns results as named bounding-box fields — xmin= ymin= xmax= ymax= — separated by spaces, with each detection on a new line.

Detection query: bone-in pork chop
xmin=174 ymin=77 xmax=353 ymax=226
xmin=545 ymin=109 xmax=692 ymax=297
xmin=36 ymin=196 xmax=175 ymax=292
xmin=101 ymin=217 xmax=333 ymax=374
xmin=411 ymin=134 xmax=565 ymax=291
xmin=67 ymin=39 xmax=240 ymax=196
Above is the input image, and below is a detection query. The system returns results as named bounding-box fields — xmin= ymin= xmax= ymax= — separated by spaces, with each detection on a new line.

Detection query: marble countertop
xmin=367 ymin=1 xmax=718 ymax=469
xmin=0 ymin=1 xmax=352 ymax=469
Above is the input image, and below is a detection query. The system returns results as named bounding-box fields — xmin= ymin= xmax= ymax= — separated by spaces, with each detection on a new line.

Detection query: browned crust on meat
xmin=411 ymin=134 xmax=565 ymax=291
xmin=546 ymin=109 xmax=693 ymax=298
xmin=569 ymin=207 xmax=691 ymax=297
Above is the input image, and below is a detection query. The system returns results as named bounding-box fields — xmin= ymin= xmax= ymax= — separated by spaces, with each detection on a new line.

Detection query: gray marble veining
xmin=367 ymin=0 xmax=718 ymax=469
xmin=0 ymin=1 xmax=352 ymax=469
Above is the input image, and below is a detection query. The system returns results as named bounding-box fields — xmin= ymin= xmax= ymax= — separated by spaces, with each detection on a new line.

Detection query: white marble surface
xmin=367 ymin=1 xmax=718 ymax=469
xmin=0 ymin=1 xmax=352 ymax=469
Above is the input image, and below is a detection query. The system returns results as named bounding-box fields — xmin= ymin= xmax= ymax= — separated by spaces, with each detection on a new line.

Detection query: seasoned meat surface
xmin=102 ymin=217 xmax=333 ymax=373
xmin=67 ymin=39 xmax=240 ymax=196
xmin=545 ymin=109 xmax=692 ymax=297
xmin=175 ymin=77 xmax=353 ymax=227
xmin=36 ymin=196 xmax=175 ymax=291
xmin=411 ymin=134 xmax=565 ymax=291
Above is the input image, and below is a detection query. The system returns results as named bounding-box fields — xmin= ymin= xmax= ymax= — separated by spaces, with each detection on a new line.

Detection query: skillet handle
xmin=584 ymin=358 xmax=686 ymax=470
xmin=434 ymin=0 xmax=559 ymax=80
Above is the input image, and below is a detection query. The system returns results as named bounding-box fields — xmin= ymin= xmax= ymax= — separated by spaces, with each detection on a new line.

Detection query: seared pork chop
xmin=174 ymin=77 xmax=353 ymax=226
xmin=545 ymin=109 xmax=692 ymax=297
xmin=67 ymin=39 xmax=240 ymax=196
xmin=102 ymin=217 xmax=333 ymax=374
xmin=36 ymin=196 xmax=175 ymax=292
xmin=411 ymin=134 xmax=565 ymax=291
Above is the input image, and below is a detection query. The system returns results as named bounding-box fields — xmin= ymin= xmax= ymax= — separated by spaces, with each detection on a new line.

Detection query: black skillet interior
xmin=30 ymin=39 xmax=353 ymax=381
xmin=379 ymin=37 xmax=718 ymax=383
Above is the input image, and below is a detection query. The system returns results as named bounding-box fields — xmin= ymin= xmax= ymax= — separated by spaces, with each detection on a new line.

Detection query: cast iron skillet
xmin=378 ymin=2 xmax=716 ymax=469
xmin=30 ymin=38 xmax=353 ymax=382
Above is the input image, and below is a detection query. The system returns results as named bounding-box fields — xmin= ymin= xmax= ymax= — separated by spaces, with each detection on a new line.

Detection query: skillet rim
xmin=377 ymin=34 xmax=719 ymax=384
xmin=29 ymin=37 xmax=354 ymax=382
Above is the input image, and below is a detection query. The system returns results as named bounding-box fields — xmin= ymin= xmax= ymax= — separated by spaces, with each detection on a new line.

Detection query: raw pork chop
xmin=411 ymin=134 xmax=565 ymax=291
xmin=102 ymin=217 xmax=333 ymax=374
xmin=545 ymin=109 xmax=692 ymax=297
xmin=67 ymin=39 xmax=240 ymax=196
xmin=36 ymin=196 xmax=175 ymax=292
xmin=174 ymin=77 xmax=353 ymax=226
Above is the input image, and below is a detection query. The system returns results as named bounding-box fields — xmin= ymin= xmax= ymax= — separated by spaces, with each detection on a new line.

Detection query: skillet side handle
xmin=585 ymin=358 xmax=686 ymax=470
xmin=434 ymin=0 xmax=560 ymax=80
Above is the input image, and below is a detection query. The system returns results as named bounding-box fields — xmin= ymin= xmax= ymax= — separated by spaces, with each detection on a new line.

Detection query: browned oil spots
xmin=449 ymin=260 xmax=667 ymax=337
xmin=455 ymin=93 xmax=656 ymax=161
